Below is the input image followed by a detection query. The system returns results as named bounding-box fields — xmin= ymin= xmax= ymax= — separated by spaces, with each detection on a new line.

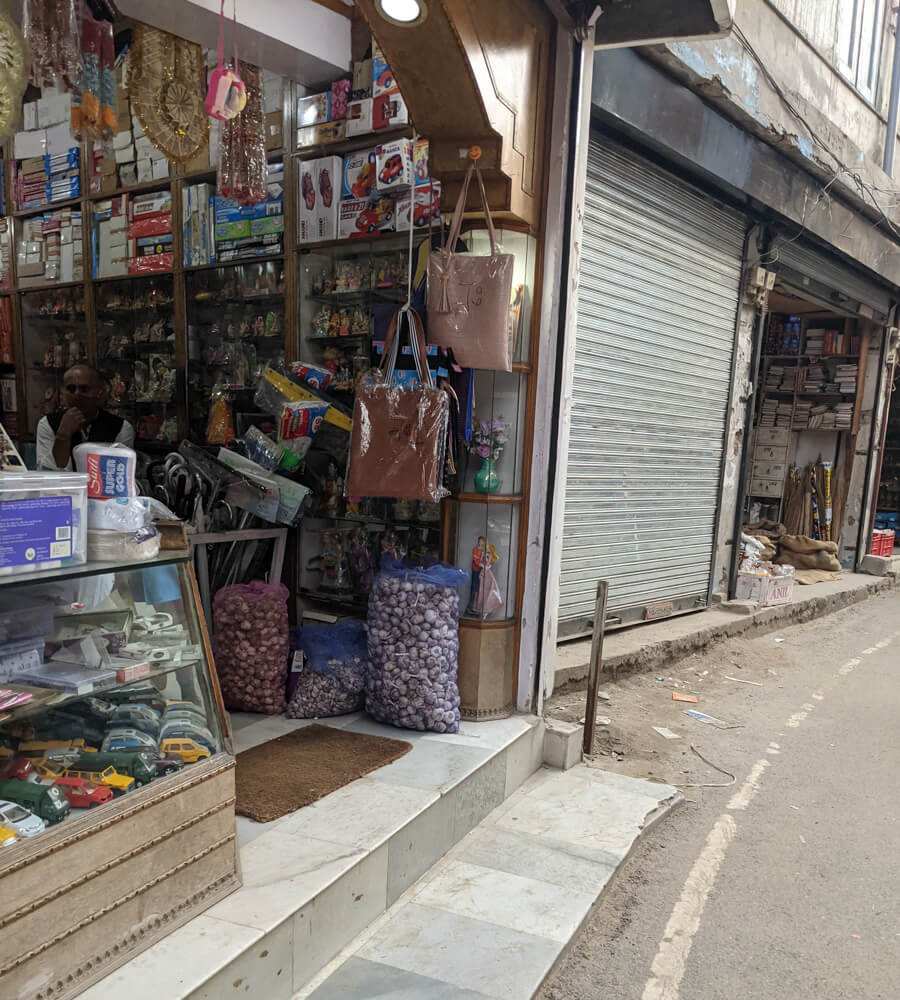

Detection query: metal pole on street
xmin=582 ymin=580 xmax=609 ymax=756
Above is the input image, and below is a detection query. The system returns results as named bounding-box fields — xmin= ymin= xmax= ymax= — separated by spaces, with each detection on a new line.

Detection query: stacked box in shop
xmin=183 ymin=183 xmax=215 ymax=267
xmin=93 ymin=191 xmax=173 ymax=278
xmin=213 ymin=163 xmax=283 ymax=262
xmin=14 ymin=149 xmax=80 ymax=211
xmin=17 ymin=208 xmax=84 ymax=286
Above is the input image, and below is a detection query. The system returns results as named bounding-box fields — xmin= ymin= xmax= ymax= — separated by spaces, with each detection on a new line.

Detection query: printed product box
xmin=331 ymin=79 xmax=351 ymax=120
xmin=316 ymin=155 xmax=342 ymax=242
xmin=395 ymin=182 xmax=441 ymax=231
xmin=0 ymin=472 xmax=88 ymax=575
xmin=352 ymin=58 xmax=373 ymax=98
xmin=372 ymin=54 xmax=396 ymax=97
xmin=342 ymin=148 xmax=378 ymax=199
xmin=413 ymin=138 xmax=430 ymax=186
xmin=338 ymin=198 xmax=395 ymax=240
xmin=345 ymin=98 xmax=373 ymax=137
xmin=298 ymin=158 xmax=319 ymax=244
xmin=298 ymin=92 xmax=331 ymax=127
xmin=373 ymin=91 xmax=409 ymax=130
xmin=375 ymin=138 xmax=413 ymax=193
xmin=297 ymin=120 xmax=345 ymax=147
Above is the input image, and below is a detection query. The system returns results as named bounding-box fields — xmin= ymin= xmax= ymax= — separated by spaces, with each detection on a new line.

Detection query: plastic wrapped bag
xmin=286 ymin=620 xmax=368 ymax=718
xmin=366 ymin=558 xmax=467 ymax=733
xmin=213 ymin=581 xmax=289 ymax=714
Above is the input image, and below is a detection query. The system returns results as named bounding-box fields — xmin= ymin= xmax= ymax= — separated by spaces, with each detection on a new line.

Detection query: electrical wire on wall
xmin=731 ymin=23 xmax=900 ymax=254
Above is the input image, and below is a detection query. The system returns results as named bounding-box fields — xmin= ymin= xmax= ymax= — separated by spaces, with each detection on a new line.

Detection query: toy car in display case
xmin=110 ymin=704 xmax=161 ymax=738
xmin=0 ymin=824 xmax=17 ymax=846
xmin=0 ymin=800 xmax=44 ymax=838
xmin=160 ymin=719 xmax=217 ymax=754
xmin=101 ymin=728 xmax=159 ymax=753
xmin=18 ymin=738 xmax=86 ymax=758
xmin=152 ymin=755 xmax=186 ymax=777
xmin=64 ymin=765 xmax=135 ymax=796
xmin=0 ymin=779 xmax=71 ymax=824
xmin=32 ymin=759 xmax=69 ymax=780
xmin=52 ymin=776 xmax=114 ymax=809
xmin=160 ymin=738 xmax=210 ymax=764
xmin=0 ymin=755 xmax=36 ymax=782
xmin=71 ymin=751 xmax=156 ymax=786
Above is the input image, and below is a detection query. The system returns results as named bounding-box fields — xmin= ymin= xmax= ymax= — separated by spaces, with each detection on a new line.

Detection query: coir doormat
xmin=235 ymin=723 xmax=413 ymax=823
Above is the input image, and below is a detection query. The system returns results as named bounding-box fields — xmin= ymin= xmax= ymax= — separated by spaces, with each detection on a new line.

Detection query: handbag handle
xmin=379 ymin=306 xmax=434 ymax=389
xmin=445 ymin=162 xmax=499 ymax=256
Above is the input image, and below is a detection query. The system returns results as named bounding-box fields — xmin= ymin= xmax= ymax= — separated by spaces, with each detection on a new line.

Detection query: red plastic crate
xmin=871 ymin=529 xmax=895 ymax=556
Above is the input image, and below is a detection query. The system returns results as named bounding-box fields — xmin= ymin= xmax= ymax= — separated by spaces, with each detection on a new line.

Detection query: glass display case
xmin=95 ymin=275 xmax=179 ymax=446
xmin=19 ymin=287 xmax=88 ymax=436
xmin=185 ymin=260 xmax=286 ymax=444
xmin=0 ymin=555 xmax=228 ymax=841
xmin=0 ymin=552 xmax=238 ymax=1000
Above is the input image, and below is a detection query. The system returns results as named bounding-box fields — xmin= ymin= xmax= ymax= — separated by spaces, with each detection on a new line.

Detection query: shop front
xmin=0 ymin=1 xmax=566 ymax=996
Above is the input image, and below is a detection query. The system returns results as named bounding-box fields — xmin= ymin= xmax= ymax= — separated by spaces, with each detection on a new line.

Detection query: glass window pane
xmin=462 ymin=370 xmax=528 ymax=494
xmin=454 ymin=501 xmax=519 ymax=622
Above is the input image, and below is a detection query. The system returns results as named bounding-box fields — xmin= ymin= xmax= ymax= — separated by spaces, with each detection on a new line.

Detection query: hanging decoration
xmin=217 ymin=61 xmax=266 ymax=205
xmin=22 ymin=0 xmax=81 ymax=91
xmin=72 ymin=8 xmax=117 ymax=140
xmin=0 ymin=10 xmax=26 ymax=140
xmin=205 ymin=0 xmax=247 ymax=122
xmin=129 ymin=25 xmax=209 ymax=165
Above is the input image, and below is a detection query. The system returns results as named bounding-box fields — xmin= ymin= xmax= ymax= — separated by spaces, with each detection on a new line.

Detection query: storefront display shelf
xmin=0 ymin=549 xmax=191 ymax=588
xmin=12 ymin=195 xmax=82 ymax=217
xmin=298 ymin=231 xmax=416 ymax=253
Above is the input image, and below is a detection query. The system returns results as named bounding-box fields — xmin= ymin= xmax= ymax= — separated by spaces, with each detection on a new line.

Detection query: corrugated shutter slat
xmin=558 ymin=139 xmax=744 ymax=633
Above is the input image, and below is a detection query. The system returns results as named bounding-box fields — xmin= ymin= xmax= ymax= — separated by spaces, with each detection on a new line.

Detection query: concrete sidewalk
xmin=553 ymin=562 xmax=899 ymax=690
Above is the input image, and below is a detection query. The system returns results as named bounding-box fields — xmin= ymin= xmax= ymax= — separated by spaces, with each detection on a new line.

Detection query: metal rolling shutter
xmin=559 ymin=138 xmax=745 ymax=635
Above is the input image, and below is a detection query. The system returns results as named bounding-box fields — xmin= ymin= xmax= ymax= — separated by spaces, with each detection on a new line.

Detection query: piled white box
xmin=93 ymin=196 xmax=129 ymax=279
xmin=17 ymin=208 xmax=84 ymax=286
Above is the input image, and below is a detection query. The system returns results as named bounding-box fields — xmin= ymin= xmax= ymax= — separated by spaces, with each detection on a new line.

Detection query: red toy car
xmin=52 ymin=776 xmax=114 ymax=809
xmin=354 ymin=202 xmax=394 ymax=235
xmin=379 ymin=154 xmax=404 ymax=186
xmin=0 ymin=756 xmax=35 ymax=782
xmin=376 ymin=67 xmax=395 ymax=91
xmin=319 ymin=168 xmax=334 ymax=207
xmin=301 ymin=170 xmax=316 ymax=210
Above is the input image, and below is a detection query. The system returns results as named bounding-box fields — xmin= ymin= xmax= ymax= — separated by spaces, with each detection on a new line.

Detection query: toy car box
xmin=316 ymin=155 xmax=342 ymax=241
xmin=338 ymin=198 xmax=395 ymax=239
xmin=297 ymin=91 xmax=331 ymax=127
xmin=396 ymin=182 xmax=442 ymax=231
xmin=342 ymin=148 xmax=379 ymax=199
xmin=345 ymin=97 xmax=373 ymax=137
xmin=372 ymin=52 xmax=396 ymax=97
xmin=373 ymin=90 xmax=409 ymax=130
xmin=375 ymin=138 xmax=413 ymax=193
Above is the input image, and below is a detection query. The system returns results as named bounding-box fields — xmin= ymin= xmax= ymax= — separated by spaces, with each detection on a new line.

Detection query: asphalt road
xmin=539 ymin=588 xmax=900 ymax=1000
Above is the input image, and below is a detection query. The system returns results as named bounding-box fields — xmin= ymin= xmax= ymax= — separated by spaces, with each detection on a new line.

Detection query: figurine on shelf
xmin=468 ymin=537 xmax=503 ymax=617
xmin=345 ymin=495 xmax=361 ymax=517
xmin=149 ymin=320 xmax=167 ymax=343
xmin=265 ymin=311 xmax=281 ymax=337
xmin=321 ymin=345 xmax=343 ymax=375
xmin=238 ymin=319 xmax=252 ymax=339
xmin=393 ymin=497 xmax=413 ymax=521
xmin=323 ymin=274 xmax=335 ymax=297
xmin=149 ymin=355 xmax=177 ymax=401
xmin=43 ymin=335 xmax=57 ymax=369
xmin=381 ymin=529 xmax=405 ymax=561
xmin=312 ymin=305 xmax=332 ymax=339
xmin=319 ymin=529 xmax=352 ymax=593
xmin=338 ymin=310 xmax=351 ymax=337
xmin=326 ymin=309 xmax=342 ymax=339
xmin=350 ymin=527 xmax=376 ymax=595
xmin=109 ymin=372 xmax=127 ymax=406
xmin=350 ymin=307 xmax=369 ymax=336
xmin=252 ymin=315 xmax=265 ymax=338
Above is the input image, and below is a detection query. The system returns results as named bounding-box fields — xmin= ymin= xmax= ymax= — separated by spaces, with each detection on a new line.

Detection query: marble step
xmin=295 ymin=765 xmax=681 ymax=1000
xmin=80 ymin=713 xmax=546 ymax=1000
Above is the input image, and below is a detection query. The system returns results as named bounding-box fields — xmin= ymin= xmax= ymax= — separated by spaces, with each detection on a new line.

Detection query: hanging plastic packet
xmin=241 ymin=425 xmax=283 ymax=470
xmin=207 ymin=385 xmax=234 ymax=445
xmin=205 ymin=0 xmax=247 ymax=122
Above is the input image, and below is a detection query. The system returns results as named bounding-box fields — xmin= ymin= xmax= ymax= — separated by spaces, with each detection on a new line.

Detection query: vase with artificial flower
xmin=468 ymin=418 xmax=509 ymax=494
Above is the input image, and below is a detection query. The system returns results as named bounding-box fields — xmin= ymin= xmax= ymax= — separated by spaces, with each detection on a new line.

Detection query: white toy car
xmin=0 ymin=799 xmax=46 ymax=838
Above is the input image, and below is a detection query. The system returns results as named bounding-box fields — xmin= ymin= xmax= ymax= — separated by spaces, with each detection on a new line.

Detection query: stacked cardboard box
xmin=129 ymin=191 xmax=173 ymax=273
xmin=17 ymin=208 xmax=84 ymax=286
xmin=213 ymin=162 xmax=284 ymax=262
xmin=183 ymin=183 xmax=215 ymax=267
xmin=93 ymin=196 xmax=129 ymax=279
xmin=14 ymin=149 xmax=81 ymax=211
xmin=0 ymin=220 xmax=10 ymax=291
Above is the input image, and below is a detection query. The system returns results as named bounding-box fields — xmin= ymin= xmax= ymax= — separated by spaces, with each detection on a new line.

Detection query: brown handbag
xmin=346 ymin=307 xmax=449 ymax=502
xmin=427 ymin=164 xmax=514 ymax=371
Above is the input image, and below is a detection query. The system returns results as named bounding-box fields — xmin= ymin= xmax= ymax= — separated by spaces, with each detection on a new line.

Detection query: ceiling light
xmin=375 ymin=0 xmax=427 ymax=27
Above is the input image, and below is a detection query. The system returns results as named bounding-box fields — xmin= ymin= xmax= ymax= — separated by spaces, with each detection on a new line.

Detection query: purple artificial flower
xmin=475 ymin=444 xmax=491 ymax=459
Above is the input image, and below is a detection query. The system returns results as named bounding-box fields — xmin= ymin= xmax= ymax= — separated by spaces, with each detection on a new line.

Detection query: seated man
xmin=36 ymin=364 xmax=135 ymax=471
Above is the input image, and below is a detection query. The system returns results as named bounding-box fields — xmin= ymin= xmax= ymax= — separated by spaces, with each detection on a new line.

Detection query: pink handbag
xmin=427 ymin=164 xmax=514 ymax=372
xmin=205 ymin=0 xmax=247 ymax=122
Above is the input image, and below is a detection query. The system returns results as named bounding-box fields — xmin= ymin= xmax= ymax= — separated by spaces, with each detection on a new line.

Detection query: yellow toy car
xmin=0 ymin=824 xmax=17 ymax=847
xmin=65 ymin=766 xmax=135 ymax=796
xmin=18 ymin=739 xmax=85 ymax=758
xmin=160 ymin=738 xmax=210 ymax=764
xmin=32 ymin=760 xmax=68 ymax=780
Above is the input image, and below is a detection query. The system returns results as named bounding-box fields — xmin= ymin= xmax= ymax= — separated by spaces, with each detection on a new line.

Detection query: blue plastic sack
xmin=286 ymin=620 xmax=368 ymax=718
xmin=366 ymin=557 xmax=466 ymax=733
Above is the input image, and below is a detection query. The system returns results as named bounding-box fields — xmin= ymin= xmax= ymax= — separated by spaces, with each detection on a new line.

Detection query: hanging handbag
xmin=427 ymin=164 xmax=514 ymax=372
xmin=205 ymin=0 xmax=247 ymax=122
xmin=347 ymin=307 xmax=449 ymax=502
